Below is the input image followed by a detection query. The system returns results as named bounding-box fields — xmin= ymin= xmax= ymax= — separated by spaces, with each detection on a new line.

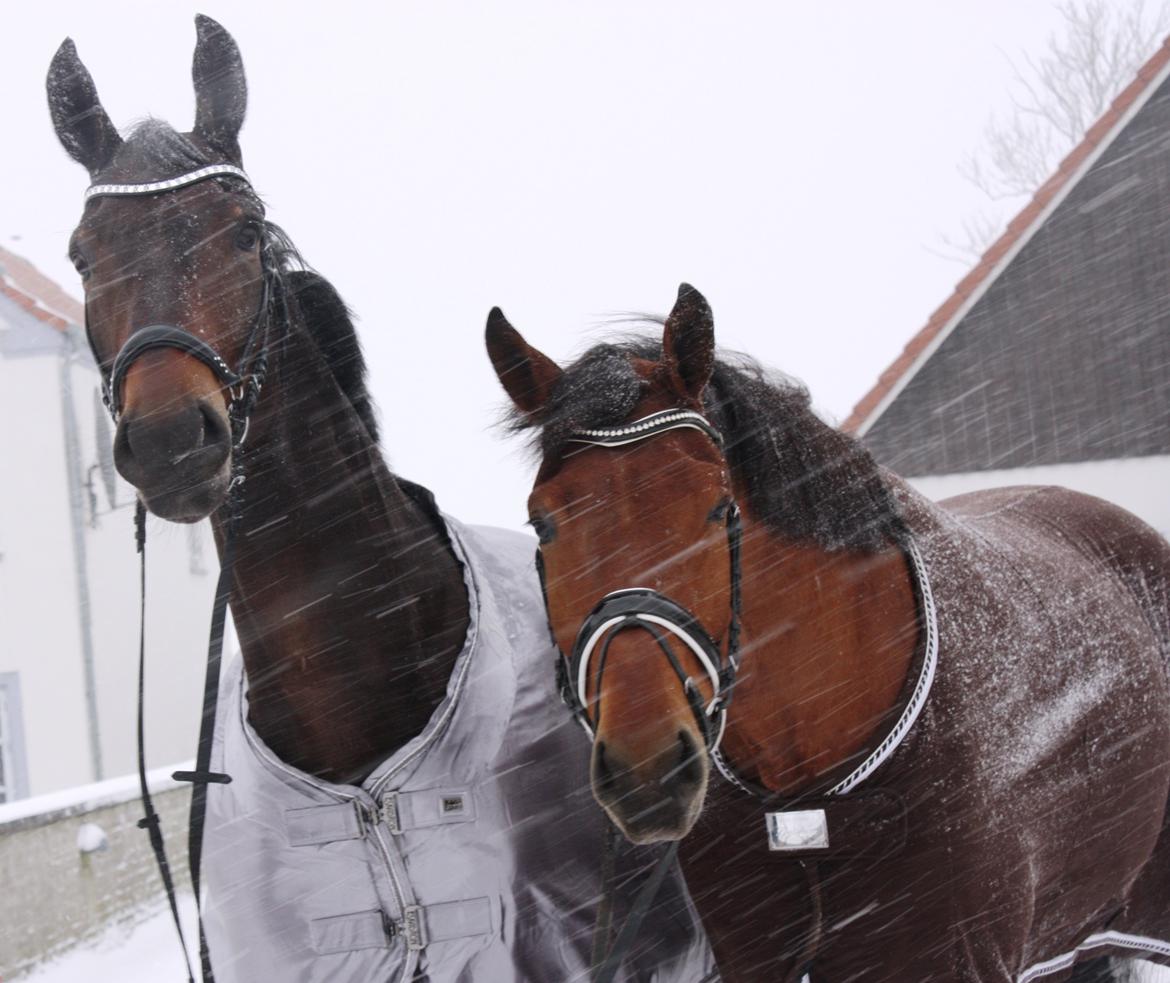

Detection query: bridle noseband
xmin=539 ymin=408 xmax=743 ymax=753
xmin=86 ymin=162 xmax=272 ymax=447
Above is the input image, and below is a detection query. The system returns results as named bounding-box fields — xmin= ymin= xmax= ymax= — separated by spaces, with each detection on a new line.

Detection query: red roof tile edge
xmin=0 ymin=244 xmax=83 ymax=332
xmin=842 ymin=35 xmax=1170 ymax=434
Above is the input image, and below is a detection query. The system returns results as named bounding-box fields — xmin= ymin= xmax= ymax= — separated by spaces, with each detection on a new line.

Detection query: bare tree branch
xmin=940 ymin=0 xmax=1170 ymax=264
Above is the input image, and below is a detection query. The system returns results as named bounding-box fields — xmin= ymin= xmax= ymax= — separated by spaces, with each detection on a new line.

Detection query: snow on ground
xmin=14 ymin=891 xmax=1170 ymax=982
xmin=17 ymin=894 xmax=196 ymax=983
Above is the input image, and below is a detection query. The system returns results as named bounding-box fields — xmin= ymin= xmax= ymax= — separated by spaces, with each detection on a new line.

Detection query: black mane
xmin=281 ymin=265 xmax=380 ymax=444
xmin=511 ymin=336 xmax=905 ymax=552
xmin=105 ymin=120 xmax=379 ymax=443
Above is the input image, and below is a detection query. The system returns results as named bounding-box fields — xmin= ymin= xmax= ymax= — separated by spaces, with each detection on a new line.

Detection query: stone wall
xmin=0 ymin=768 xmax=190 ymax=979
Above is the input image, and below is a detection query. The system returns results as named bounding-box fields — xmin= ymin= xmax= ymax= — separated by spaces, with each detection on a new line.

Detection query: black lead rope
xmin=590 ymin=840 xmax=681 ymax=983
xmin=171 ymin=465 xmax=241 ymax=983
xmin=590 ymin=821 xmax=620 ymax=970
xmin=135 ymin=476 xmax=238 ymax=983
xmin=135 ymin=502 xmax=196 ymax=983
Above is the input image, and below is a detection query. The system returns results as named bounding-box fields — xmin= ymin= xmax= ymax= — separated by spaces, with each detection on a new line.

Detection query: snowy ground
xmin=18 ymin=894 xmax=197 ymax=982
xmin=15 ymin=892 xmax=1170 ymax=982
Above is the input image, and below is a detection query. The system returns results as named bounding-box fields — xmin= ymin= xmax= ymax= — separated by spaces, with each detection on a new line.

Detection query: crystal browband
xmin=85 ymin=163 xmax=251 ymax=202
xmin=567 ymin=409 xmax=723 ymax=448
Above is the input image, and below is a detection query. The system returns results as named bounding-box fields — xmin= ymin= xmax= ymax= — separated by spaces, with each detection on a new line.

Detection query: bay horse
xmin=486 ymin=283 xmax=1170 ymax=982
xmin=46 ymin=19 xmax=713 ymax=982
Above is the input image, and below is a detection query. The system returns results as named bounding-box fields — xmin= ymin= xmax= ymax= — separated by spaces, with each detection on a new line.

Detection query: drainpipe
xmin=59 ymin=328 xmax=103 ymax=782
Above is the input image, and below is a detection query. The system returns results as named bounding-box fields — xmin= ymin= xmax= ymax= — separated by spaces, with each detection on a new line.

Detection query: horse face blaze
xmin=534 ymin=430 xmax=732 ymax=843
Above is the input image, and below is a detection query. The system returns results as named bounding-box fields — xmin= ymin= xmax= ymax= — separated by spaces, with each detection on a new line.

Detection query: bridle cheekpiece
xmin=541 ymin=408 xmax=743 ymax=753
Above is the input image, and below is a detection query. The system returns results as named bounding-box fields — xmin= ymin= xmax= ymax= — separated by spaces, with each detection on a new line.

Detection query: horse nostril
xmin=115 ymin=401 xmax=230 ymax=478
xmin=199 ymin=401 xmax=230 ymax=449
xmin=594 ymin=742 xmax=623 ymax=797
xmin=113 ymin=414 xmax=137 ymax=479
xmin=676 ymin=730 xmax=704 ymax=787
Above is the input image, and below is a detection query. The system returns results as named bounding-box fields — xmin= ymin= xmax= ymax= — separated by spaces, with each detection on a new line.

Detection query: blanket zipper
xmin=358 ymin=795 xmax=425 ymax=958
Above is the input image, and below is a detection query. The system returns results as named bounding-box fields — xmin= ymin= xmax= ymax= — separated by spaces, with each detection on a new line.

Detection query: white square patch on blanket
xmin=766 ymin=809 xmax=830 ymax=851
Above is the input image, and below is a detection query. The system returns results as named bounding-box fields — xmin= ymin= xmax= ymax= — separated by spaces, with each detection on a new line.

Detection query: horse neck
xmin=720 ymin=509 xmax=919 ymax=797
xmin=210 ymin=306 xmax=469 ymax=785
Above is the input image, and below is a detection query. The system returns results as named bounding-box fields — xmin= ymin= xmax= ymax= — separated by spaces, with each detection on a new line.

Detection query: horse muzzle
xmin=114 ymin=397 xmax=232 ymax=521
xmin=592 ymin=728 xmax=709 ymax=843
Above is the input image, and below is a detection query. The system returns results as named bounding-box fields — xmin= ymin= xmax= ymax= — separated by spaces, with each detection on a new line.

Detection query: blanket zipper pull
xmin=380 ymin=791 xmax=402 ymax=834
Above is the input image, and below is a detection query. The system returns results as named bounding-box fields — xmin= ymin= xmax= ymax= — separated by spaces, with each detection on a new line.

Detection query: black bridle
xmin=87 ymin=165 xmax=274 ymax=449
xmin=535 ymin=408 xmax=743 ymax=983
xmin=82 ymin=162 xmax=275 ymax=983
xmin=537 ymin=409 xmax=744 ymax=753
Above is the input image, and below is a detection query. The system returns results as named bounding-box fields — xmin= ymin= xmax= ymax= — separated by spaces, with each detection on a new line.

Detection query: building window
xmin=0 ymin=673 xmax=30 ymax=803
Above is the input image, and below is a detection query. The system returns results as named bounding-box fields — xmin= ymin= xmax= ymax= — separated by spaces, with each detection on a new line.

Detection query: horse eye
xmin=235 ymin=222 xmax=261 ymax=251
xmin=528 ymin=515 xmax=556 ymax=545
xmin=71 ymin=253 xmax=91 ymax=281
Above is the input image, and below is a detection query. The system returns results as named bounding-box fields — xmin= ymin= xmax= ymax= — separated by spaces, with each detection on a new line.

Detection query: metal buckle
xmin=381 ymin=791 xmax=402 ymax=835
xmin=402 ymin=905 xmax=427 ymax=951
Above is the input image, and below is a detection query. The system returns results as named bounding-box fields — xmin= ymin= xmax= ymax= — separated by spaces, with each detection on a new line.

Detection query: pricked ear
xmin=46 ymin=39 xmax=122 ymax=177
xmin=192 ymin=14 xmax=247 ymax=164
xmin=663 ymin=282 xmax=715 ymax=400
xmin=485 ymin=307 xmax=563 ymax=415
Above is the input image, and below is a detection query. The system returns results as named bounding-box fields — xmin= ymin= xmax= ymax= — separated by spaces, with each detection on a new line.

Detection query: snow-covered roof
xmin=0 ymin=244 xmax=83 ymax=335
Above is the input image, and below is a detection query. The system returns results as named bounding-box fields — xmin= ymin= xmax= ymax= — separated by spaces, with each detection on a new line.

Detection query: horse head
xmin=47 ymin=16 xmax=264 ymax=522
xmin=486 ymin=285 xmax=739 ymax=843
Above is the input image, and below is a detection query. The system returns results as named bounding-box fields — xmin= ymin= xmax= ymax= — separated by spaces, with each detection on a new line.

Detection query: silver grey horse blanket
xmin=202 ymin=516 xmax=716 ymax=982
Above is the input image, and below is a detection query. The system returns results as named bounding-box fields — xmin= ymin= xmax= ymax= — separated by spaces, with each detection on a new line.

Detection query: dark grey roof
xmin=862 ymin=75 xmax=1170 ymax=476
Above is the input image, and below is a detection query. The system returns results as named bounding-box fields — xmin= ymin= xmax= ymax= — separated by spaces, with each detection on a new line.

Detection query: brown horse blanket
xmin=681 ymin=480 xmax=1170 ymax=982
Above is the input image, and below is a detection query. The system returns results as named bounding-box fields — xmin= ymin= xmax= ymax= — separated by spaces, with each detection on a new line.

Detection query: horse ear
xmin=46 ymin=39 xmax=122 ymax=177
xmin=192 ymin=14 xmax=247 ymax=164
xmin=485 ymin=308 xmax=563 ymax=415
xmin=663 ymin=282 xmax=715 ymax=400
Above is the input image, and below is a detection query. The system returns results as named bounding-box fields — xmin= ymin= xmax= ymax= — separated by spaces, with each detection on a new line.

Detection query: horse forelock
xmin=511 ymin=331 xmax=905 ymax=553
xmin=95 ymin=119 xmax=247 ymax=190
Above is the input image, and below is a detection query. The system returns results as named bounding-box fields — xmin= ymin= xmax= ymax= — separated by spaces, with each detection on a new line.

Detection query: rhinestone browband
xmin=567 ymin=409 xmax=722 ymax=448
xmin=85 ymin=163 xmax=251 ymax=202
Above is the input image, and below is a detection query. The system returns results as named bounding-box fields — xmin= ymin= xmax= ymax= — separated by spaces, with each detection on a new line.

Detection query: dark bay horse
xmin=46 ymin=20 xmax=714 ymax=982
xmin=486 ymin=283 xmax=1170 ymax=982
xmin=48 ymin=18 xmax=468 ymax=784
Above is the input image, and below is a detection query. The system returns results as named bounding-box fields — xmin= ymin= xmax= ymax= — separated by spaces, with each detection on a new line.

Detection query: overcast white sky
xmin=1 ymin=1 xmax=1113 ymax=528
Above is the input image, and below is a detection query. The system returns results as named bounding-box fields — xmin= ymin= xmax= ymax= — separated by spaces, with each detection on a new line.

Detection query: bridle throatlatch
xmin=88 ymin=162 xmax=271 ymax=449
xmin=83 ymin=162 xmax=270 ymax=983
xmin=538 ymin=408 xmax=743 ymax=754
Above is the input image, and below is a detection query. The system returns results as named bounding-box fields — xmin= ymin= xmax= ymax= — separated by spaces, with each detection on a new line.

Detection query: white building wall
xmin=0 ymin=350 xmax=90 ymax=795
xmin=0 ymin=326 xmax=215 ymax=797
xmin=909 ymin=455 xmax=1170 ymax=540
